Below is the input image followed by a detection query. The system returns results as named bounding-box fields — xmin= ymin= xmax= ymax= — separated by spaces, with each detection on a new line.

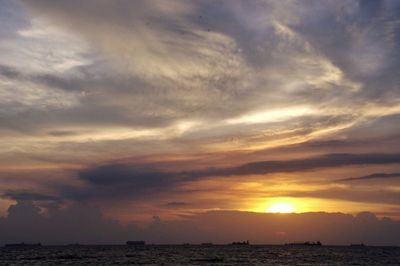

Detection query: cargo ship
xmin=231 ymin=240 xmax=250 ymax=246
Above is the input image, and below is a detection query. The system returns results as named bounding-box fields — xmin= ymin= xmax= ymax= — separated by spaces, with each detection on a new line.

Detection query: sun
xmin=267 ymin=202 xmax=295 ymax=213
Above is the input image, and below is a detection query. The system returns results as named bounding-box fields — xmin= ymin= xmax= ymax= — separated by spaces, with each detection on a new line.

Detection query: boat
xmin=285 ymin=241 xmax=322 ymax=246
xmin=4 ymin=242 xmax=41 ymax=247
xmin=126 ymin=241 xmax=146 ymax=246
xmin=231 ymin=240 xmax=250 ymax=246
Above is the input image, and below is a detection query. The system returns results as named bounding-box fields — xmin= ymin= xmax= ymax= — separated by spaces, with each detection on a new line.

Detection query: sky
xmin=0 ymin=0 xmax=400 ymax=245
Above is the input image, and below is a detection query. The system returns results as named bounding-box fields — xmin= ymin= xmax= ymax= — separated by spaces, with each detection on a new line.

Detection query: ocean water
xmin=0 ymin=245 xmax=399 ymax=265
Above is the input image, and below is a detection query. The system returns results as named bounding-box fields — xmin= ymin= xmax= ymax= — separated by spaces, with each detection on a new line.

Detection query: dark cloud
xmin=47 ymin=130 xmax=81 ymax=137
xmin=2 ymin=191 xmax=60 ymax=202
xmin=339 ymin=172 xmax=400 ymax=182
xmin=1 ymin=191 xmax=64 ymax=211
xmin=0 ymin=64 xmax=77 ymax=91
xmin=199 ymin=153 xmax=400 ymax=177
xmin=1 ymin=201 xmax=399 ymax=245
xmin=0 ymin=201 xmax=129 ymax=245
xmin=69 ymin=164 xmax=181 ymax=200
xmin=79 ymin=164 xmax=178 ymax=186
xmin=68 ymin=153 xmax=400 ymax=201
xmin=0 ymin=64 xmax=21 ymax=79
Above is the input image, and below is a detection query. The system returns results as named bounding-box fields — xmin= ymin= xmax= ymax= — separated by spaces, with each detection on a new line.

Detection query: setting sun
xmin=267 ymin=202 xmax=295 ymax=213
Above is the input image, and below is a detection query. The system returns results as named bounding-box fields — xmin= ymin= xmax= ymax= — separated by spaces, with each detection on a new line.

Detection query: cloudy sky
xmin=0 ymin=0 xmax=400 ymax=244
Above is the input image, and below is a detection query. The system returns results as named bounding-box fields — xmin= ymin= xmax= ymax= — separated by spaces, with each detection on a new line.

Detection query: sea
xmin=0 ymin=245 xmax=399 ymax=265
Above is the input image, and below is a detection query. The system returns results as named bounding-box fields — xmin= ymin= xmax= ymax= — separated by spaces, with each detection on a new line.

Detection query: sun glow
xmin=267 ymin=202 xmax=295 ymax=213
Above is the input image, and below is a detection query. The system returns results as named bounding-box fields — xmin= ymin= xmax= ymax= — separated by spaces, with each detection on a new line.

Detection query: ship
xmin=231 ymin=240 xmax=250 ymax=246
xmin=126 ymin=241 xmax=146 ymax=246
xmin=201 ymin=242 xmax=214 ymax=246
xmin=285 ymin=241 xmax=322 ymax=246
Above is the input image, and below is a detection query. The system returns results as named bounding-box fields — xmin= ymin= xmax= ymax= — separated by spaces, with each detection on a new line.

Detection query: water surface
xmin=1 ymin=245 xmax=399 ymax=265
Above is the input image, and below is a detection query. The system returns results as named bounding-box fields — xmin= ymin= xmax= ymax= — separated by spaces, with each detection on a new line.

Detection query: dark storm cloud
xmin=339 ymin=172 xmax=400 ymax=182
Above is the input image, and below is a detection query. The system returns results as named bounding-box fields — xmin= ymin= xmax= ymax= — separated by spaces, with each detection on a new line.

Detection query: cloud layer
xmin=1 ymin=200 xmax=400 ymax=245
